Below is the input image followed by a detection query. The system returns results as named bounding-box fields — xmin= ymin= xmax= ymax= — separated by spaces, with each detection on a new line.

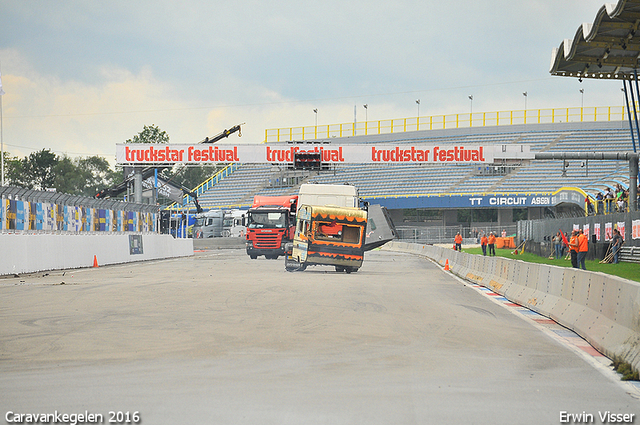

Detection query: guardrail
xmin=383 ymin=241 xmax=640 ymax=375
xmin=265 ymin=105 xmax=631 ymax=142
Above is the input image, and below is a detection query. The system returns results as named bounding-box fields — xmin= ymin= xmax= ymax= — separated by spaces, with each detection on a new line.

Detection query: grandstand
xmin=173 ymin=119 xmax=636 ymax=228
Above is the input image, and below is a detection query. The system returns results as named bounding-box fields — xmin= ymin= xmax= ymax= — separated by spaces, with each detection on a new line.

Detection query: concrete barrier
xmin=383 ymin=241 xmax=640 ymax=373
xmin=0 ymin=233 xmax=193 ymax=275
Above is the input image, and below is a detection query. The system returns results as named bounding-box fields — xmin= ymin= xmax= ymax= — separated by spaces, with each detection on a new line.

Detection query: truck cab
xmin=245 ymin=195 xmax=298 ymax=259
xmin=222 ymin=209 xmax=246 ymax=237
xmin=192 ymin=209 xmax=224 ymax=238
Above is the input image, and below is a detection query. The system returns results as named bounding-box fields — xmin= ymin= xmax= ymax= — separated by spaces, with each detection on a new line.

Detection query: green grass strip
xmin=459 ymin=247 xmax=640 ymax=283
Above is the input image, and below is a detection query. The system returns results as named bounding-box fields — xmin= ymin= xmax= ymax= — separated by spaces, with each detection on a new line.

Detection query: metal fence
xmin=0 ymin=186 xmax=159 ymax=233
xmin=396 ymin=224 xmax=517 ymax=245
xmin=517 ymin=211 xmax=640 ymax=248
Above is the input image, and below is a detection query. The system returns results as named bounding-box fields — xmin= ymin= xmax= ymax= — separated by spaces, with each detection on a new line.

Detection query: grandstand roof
xmin=550 ymin=0 xmax=640 ymax=80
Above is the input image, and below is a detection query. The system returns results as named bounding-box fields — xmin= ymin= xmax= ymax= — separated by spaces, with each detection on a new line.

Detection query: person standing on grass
xmin=487 ymin=232 xmax=496 ymax=256
xmin=611 ymin=228 xmax=623 ymax=264
xmin=553 ymin=232 xmax=563 ymax=259
xmin=577 ymin=229 xmax=588 ymax=270
xmin=568 ymin=230 xmax=579 ymax=268
xmin=480 ymin=233 xmax=488 ymax=256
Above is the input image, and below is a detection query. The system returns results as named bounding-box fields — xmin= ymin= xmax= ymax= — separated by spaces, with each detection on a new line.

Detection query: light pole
xmin=313 ymin=108 xmax=318 ymax=138
xmin=363 ymin=104 xmax=368 ymax=134
xmin=416 ymin=99 xmax=420 ymax=117
xmin=523 ymin=91 xmax=528 ymax=124
xmin=579 ymin=88 xmax=584 ymax=109
xmin=468 ymin=95 xmax=473 ymax=115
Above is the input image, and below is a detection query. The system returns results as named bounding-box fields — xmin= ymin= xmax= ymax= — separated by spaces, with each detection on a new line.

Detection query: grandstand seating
xmin=185 ymin=122 xmax=636 ymax=211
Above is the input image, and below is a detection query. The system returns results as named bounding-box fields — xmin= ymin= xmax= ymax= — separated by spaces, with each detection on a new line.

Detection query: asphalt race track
xmin=1 ymin=249 xmax=638 ymax=424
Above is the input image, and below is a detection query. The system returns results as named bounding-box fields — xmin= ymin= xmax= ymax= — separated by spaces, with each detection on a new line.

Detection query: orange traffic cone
xmin=444 ymin=259 xmax=450 ymax=271
xmin=93 ymin=255 xmax=99 ymax=268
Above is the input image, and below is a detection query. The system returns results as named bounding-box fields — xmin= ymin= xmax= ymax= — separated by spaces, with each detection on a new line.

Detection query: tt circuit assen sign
xmin=113 ymin=143 xmax=528 ymax=165
xmin=363 ymin=188 xmax=587 ymax=210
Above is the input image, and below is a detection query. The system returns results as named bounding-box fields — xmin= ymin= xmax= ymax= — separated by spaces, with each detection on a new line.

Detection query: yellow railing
xmin=265 ymin=105 xmax=633 ymax=142
xmin=165 ymin=163 xmax=237 ymax=211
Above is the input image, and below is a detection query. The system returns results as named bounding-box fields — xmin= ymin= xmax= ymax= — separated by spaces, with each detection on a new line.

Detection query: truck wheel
xmin=335 ymin=266 xmax=345 ymax=273
xmin=250 ymin=255 xmax=257 ymax=259
xmin=285 ymin=257 xmax=305 ymax=272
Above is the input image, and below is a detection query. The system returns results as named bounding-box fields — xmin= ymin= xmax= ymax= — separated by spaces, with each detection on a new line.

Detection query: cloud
xmin=0 ymin=0 xmax=628 ymax=168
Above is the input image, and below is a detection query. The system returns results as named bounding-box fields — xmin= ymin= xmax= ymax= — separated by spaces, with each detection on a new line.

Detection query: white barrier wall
xmin=0 ymin=233 xmax=193 ymax=275
xmin=383 ymin=241 xmax=640 ymax=372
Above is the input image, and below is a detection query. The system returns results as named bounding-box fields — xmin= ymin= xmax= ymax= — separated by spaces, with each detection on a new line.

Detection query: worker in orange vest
xmin=487 ymin=232 xmax=496 ymax=256
xmin=480 ymin=233 xmax=488 ymax=256
xmin=568 ymin=230 xmax=579 ymax=268
xmin=577 ymin=229 xmax=588 ymax=270
xmin=454 ymin=232 xmax=463 ymax=251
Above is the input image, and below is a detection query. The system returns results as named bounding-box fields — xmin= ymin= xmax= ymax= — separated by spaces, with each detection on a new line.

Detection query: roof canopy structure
xmin=550 ymin=0 xmax=640 ymax=79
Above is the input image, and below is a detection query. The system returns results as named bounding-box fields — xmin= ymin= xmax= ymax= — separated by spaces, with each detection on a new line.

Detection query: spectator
xmin=454 ymin=232 xmax=463 ymax=251
xmin=617 ymin=196 xmax=626 ymax=213
xmin=577 ymin=229 xmax=588 ymax=270
xmin=568 ymin=230 xmax=579 ymax=268
xmin=585 ymin=196 xmax=594 ymax=215
xmin=604 ymin=188 xmax=614 ymax=213
xmin=553 ymin=231 xmax=563 ymax=260
xmin=487 ymin=232 xmax=496 ymax=256
xmin=595 ymin=192 xmax=604 ymax=215
xmin=612 ymin=228 xmax=623 ymax=264
xmin=480 ymin=233 xmax=488 ymax=256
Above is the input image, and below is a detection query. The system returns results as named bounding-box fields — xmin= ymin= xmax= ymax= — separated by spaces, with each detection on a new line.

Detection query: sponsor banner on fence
xmin=116 ymin=143 xmax=499 ymax=165
xmin=618 ymin=221 xmax=626 ymax=240
xmin=633 ymin=219 xmax=640 ymax=240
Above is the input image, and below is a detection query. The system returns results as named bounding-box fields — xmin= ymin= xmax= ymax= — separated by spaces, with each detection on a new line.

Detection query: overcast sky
xmin=0 ymin=0 xmax=622 ymax=165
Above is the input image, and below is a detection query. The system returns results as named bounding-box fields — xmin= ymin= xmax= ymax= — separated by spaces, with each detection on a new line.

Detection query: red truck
xmin=245 ymin=195 xmax=298 ymax=259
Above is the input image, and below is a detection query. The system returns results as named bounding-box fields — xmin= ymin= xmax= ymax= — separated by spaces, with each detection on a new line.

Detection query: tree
xmin=4 ymin=152 xmax=26 ymax=187
xmin=4 ymin=148 xmax=118 ymax=197
xmin=126 ymin=124 xmax=169 ymax=144
xmin=23 ymin=149 xmax=58 ymax=190
xmin=53 ymin=155 xmax=119 ymax=197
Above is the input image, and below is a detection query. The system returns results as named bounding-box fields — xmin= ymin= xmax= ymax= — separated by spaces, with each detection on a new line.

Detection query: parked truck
xmin=245 ymin=195 xmax=298 ymax=259
xmin=222 ymin=209 xmax=246 ymax=238
xmin=192 ymin=209 xmax=224 ymax=238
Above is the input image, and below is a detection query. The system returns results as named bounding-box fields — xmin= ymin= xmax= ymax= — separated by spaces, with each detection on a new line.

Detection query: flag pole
xmin=0 ymin=63 xmax=4 ymax=187
xmin=1 ymin=85 xmax=4 ymax=186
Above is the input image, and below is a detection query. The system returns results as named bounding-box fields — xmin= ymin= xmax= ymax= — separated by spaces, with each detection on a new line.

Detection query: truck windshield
xmin=247 ymin=211 xmax=287 ymax=229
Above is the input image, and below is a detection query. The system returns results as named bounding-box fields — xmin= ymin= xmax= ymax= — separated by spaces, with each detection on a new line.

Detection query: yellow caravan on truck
xmin=285 ymin=204 xmax=368 ymax=273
